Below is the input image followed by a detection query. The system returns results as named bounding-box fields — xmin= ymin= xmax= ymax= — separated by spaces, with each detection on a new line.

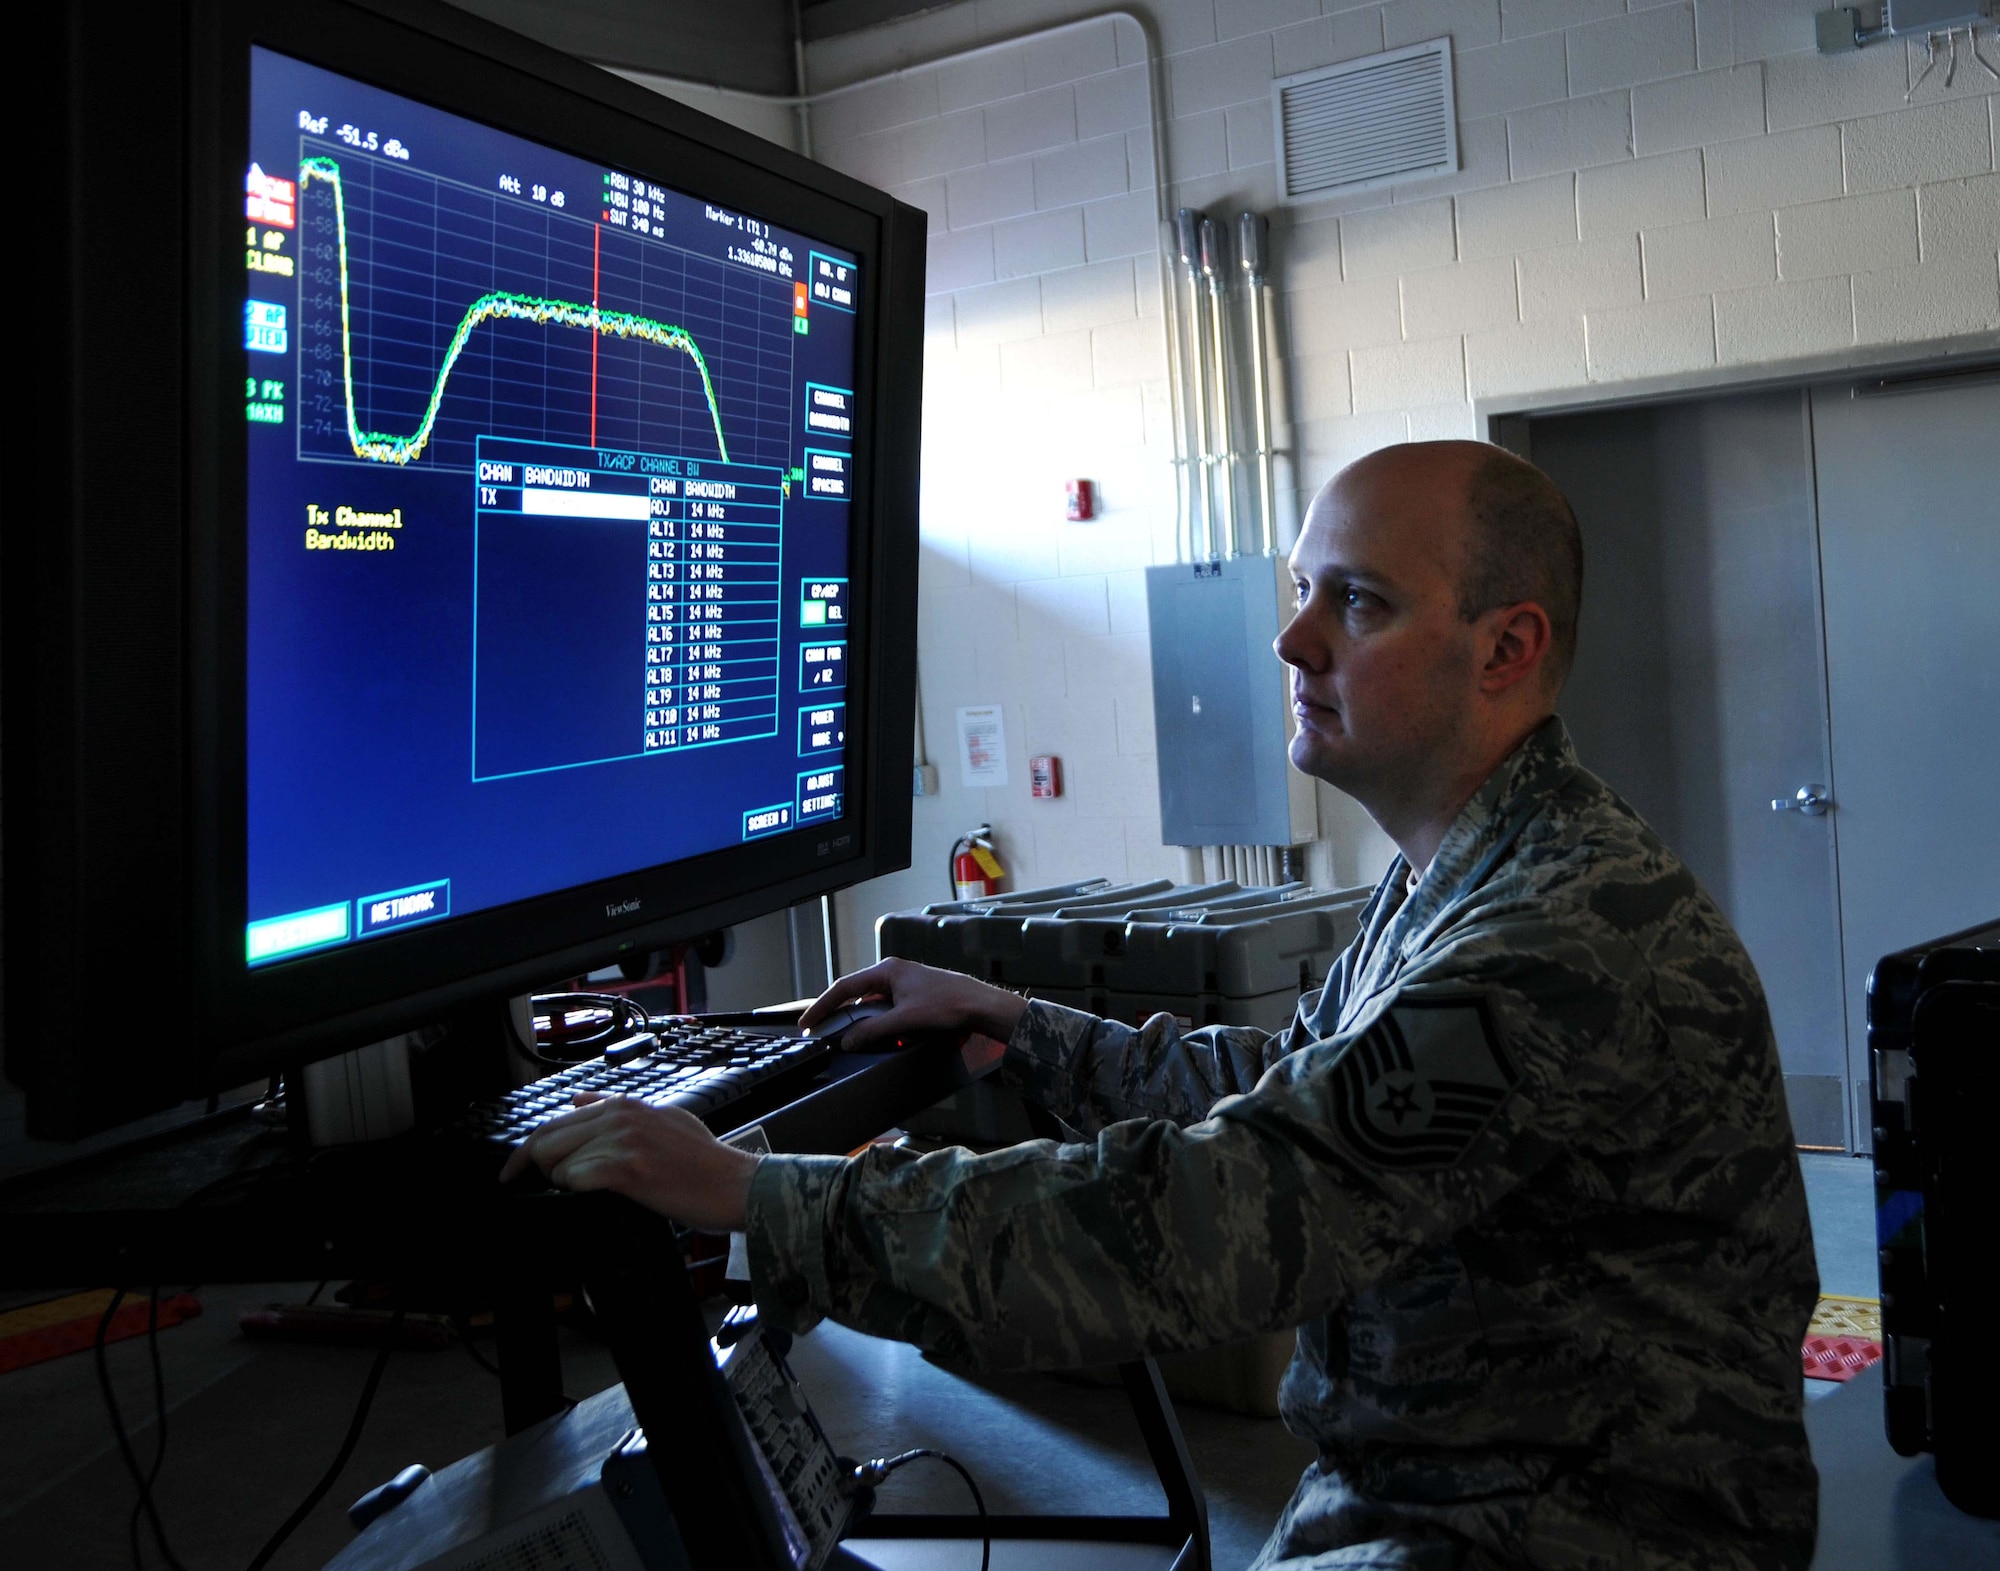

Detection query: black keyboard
xmin=464 ymin=1018 xmax=836 ymax=1147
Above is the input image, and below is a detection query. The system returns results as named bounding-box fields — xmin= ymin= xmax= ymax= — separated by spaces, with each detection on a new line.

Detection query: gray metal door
xmin=1810 ymin=372 xmax=2000 ymax=1150
xmin=1529 ymin=391 xmax=1851 ymax=1147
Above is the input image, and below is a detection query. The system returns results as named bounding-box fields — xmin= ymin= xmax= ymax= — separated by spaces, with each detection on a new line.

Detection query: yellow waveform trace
xmin=299 ymin=156 xmax=730 ymax=466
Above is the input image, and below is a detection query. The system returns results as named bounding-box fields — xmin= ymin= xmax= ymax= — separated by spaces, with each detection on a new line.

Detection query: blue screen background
xmin=244 ymin=49 xmax=857 ymax=963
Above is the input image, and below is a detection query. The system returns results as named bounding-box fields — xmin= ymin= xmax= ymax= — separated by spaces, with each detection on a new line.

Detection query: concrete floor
xmin=1799 ymin=1150 xmax=1879 ymax=1408
xmin=3 ymin=1152 xmax=1994 ymax=1569
xmin=1800 ymin=1151 xmax=1878 ymax=1301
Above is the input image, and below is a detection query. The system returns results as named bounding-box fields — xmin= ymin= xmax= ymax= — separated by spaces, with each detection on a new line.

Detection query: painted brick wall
xmin=804 ymin=0 xmax=2000 ymax=964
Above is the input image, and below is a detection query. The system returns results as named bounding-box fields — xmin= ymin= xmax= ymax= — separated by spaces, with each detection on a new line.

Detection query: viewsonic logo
xmin=606 ymin=897 xmax=642 ymax=917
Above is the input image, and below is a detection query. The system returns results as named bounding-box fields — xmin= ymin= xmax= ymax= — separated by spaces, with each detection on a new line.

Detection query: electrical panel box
xmin=1146 ymin=557 xmax=1317 ymax=848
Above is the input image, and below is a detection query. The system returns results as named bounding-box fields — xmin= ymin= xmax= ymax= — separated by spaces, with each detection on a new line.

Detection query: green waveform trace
xmin=299 ymin=156 xmax=730 ymax=466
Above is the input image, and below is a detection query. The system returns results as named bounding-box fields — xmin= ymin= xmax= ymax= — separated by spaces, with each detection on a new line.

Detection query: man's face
xmin=1276 ymin=456 xmax=1483 ymax=797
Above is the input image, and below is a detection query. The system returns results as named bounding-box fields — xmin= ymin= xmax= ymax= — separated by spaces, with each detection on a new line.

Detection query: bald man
xmin=508 ymin=442 xmax=1821 ymax=1570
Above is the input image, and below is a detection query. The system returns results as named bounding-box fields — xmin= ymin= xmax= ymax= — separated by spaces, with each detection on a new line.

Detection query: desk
xmin=0 ymin=1034 xmax=1209 ymax=1571
xmin=1807 ymin=1363 xmax=2000 ymax=1568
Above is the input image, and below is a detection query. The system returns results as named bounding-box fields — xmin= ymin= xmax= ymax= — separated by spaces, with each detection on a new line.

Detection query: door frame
xmin=1477 ymin=336 xmax=2000 ymax=1155
xmin=1473 ymin=331 xmax=2000 ymax=434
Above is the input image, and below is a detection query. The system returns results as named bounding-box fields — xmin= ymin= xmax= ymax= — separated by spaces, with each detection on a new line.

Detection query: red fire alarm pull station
xmin=1030 ymin=755 xmax=1063 ymax=799
xmin=1065 ymin=480 xmax=1095 ymax=521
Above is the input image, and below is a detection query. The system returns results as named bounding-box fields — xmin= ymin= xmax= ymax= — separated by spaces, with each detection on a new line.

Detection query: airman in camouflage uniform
xmin=746 ymin=715 xmax=1820 ymax=1569
xmin=513 ymin=441 xmax=1821 ymax=1568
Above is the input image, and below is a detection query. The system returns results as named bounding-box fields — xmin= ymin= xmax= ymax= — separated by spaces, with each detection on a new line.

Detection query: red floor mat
xmin=0 ymin=1289 xmax=202 ymax=1375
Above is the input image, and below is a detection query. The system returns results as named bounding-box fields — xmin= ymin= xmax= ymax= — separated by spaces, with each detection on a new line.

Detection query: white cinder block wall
xmin=806 ymin=0 xmax=2000 ymax=969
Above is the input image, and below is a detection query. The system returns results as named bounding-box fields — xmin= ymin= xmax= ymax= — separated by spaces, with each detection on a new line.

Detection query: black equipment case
xmin=1867 ymin=919 xmax=2000 ymax=1518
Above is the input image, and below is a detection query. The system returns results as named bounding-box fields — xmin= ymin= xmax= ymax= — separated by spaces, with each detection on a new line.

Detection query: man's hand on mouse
xmin=498 ymin=1095 xmax=759 ymax=1230
xmin=798 ymin=957 xmax=1029 ymax=1055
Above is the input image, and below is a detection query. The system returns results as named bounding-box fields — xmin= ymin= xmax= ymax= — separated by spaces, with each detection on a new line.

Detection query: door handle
xmin=1771 ymin=785 xmax=1832 ymax=817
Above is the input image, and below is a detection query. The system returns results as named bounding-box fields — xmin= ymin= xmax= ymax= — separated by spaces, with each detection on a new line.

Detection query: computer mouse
xmin=805 ymin=997 xmax=896 ymax=1042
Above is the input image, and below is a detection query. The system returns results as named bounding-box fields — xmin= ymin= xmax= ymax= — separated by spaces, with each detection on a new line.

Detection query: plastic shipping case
xmin=1866 ymin=919 xmax=2000 ymax=1520
xmin=877 ymin=879 xmax=1371 ymax=1031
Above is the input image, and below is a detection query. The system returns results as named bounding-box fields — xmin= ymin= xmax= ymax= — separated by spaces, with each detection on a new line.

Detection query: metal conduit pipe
xmin=1176 ymin=208 xmax=1215 ymax=562
xmin=1239 ymin=212 xmax=1277 ymax=558
xmin=1199 ymin=216 xmax=1238 ymax=559
xmin=1163 ymin=246 xmax=1195 ymax=565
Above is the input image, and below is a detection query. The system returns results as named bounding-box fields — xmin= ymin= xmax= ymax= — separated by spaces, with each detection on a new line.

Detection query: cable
xmin=850 ymin=1449 xmax=989 ymax=1571
xmin=244 ymin=1305 xmax=406 ymax=1571
xmin=518 ymin=992 xmax=651 ymax=1068
xmin=130 ymin=1289 xmax=181 ymax=1571
xmin=451 ymin=1310 xmax=503 ymax=1380
xmin=94 ymin=1288 xmax=189 ymax=1571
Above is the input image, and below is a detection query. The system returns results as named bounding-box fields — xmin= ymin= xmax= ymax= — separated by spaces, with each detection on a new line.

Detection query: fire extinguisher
xmin=951 ymin=825 xmax=1005 ymax=900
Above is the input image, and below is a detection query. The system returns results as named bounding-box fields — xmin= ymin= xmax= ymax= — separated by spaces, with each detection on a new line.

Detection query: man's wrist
xmin=718 ymin=1148 xmax=760 ymax=1233
xmin=978 ymin=985 xmax=1031 ymax=1045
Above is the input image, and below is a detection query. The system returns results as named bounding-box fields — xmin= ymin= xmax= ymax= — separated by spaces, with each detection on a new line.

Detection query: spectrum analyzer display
xmin=244 ymin=48 xmax=860 ymax=967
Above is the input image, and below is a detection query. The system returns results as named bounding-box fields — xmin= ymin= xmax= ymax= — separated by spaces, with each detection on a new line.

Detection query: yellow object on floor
xmin=1803 ymin=1293 xmax=1883 ymax=1383
xmin=0 ymin=1289 xmax=125 ymax=1337
xmin=1810 ymin=1294 xmax=1881 ymax=1341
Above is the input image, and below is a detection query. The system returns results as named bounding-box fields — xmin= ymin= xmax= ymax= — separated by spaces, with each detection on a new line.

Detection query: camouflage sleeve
xmin=997 ymin=999 xmax=1309 ymax=1130
xmin=747 ymin=899 xmax=1673 ymax=1372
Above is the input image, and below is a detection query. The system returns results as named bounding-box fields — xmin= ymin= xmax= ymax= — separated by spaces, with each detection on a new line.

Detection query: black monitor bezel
xmin=185 ymin=0 xmax=918 ymax=1077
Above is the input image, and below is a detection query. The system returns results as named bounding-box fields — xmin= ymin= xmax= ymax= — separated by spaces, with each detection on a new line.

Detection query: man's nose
xmin=1275 ymin=607 xmax=1323 ymax=672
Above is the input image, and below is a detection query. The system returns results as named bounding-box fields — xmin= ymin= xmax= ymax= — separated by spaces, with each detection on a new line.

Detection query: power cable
xmin=94 ymin=1288 xmax=188 ymax=1571
xmin=450 ymin=1308 xmax=503 ymax=1380
xmin=849 ymin=1448 xmax=989 ymax=1571
xmin=244 ymin=1304 xmax=406 ymax=1571
xmin=131 ymin=1289 xmax=179 ymax=1570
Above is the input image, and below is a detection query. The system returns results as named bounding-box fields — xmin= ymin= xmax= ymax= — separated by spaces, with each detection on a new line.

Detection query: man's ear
xmin=1478 ymin=602 xmax=1552 ymax=695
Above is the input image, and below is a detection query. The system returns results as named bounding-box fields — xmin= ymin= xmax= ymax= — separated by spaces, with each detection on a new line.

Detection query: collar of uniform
xmin=1322 ymin=871 xmax=1410 ymax=1032
xmin=1390 ymin=715 xmax=1578 ymax=956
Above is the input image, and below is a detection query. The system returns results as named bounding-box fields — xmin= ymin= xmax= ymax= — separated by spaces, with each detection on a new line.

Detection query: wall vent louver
xmin=1272 ymin=38 xmax=1459 ymax=203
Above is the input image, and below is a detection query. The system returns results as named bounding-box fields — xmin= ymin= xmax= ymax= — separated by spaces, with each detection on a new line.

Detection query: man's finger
xmin=798 ymin=961 xmax=895 ymax=1030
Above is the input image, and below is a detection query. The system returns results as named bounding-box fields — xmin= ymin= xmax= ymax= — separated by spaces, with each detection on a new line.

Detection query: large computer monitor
xmin=7 ymin=0 xmax=925 ymax=1138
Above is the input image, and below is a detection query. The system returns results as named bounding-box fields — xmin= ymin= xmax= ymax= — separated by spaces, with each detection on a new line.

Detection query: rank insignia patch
xmin=1329 ymin=995 xmax=1517 ymax=1170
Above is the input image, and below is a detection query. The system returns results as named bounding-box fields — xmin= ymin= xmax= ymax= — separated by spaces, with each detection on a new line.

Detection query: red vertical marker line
xmin=590 ymin=222 xmax=601 ymax=446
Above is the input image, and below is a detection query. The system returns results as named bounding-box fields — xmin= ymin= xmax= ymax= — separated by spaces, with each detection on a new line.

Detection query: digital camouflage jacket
xmin=748 ymin=717 xmax=1820 ymax=1570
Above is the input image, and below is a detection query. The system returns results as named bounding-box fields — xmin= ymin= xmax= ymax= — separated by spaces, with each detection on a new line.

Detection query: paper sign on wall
xmin=956 ymin=705 xmax=1009 ymax=788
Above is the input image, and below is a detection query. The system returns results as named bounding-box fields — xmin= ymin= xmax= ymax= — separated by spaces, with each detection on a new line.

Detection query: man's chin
xmin=1289 ymin=725 xmax=1355 ymax=786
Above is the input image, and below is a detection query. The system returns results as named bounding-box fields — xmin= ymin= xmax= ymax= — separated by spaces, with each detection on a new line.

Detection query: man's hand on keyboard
xmin=498 ymin=1095 xmax=759 ymax=1231
xmin=799 ymin=957 xmax=1028 ymax=1054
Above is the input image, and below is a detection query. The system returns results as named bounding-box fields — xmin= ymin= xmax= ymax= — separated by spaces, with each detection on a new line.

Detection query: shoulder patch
xmin=1329 ymin=994 xmax=1517 ymax=1171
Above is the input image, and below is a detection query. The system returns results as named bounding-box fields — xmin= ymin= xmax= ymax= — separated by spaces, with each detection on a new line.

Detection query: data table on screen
xmin=470 ymin=438 xmax=785 ymax=780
